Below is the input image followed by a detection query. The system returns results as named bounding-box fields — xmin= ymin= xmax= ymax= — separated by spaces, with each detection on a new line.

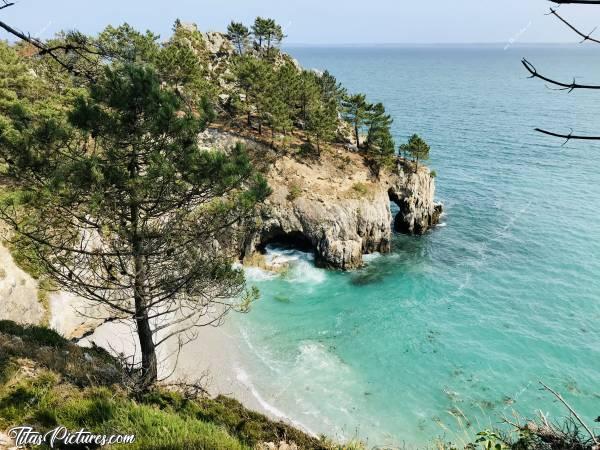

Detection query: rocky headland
xmin=198 ymin=128 xmax=442 ymax=271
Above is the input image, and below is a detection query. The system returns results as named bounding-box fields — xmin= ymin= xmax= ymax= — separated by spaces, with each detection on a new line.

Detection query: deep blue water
xmin=230 ymin=45 xmax=600 ymax=447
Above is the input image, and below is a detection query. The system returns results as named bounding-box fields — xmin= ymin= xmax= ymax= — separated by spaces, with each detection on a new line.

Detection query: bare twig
xmin=522 ymin=58 xmax=600 ymax=91
xmin=548 ymin=7 xmax=600 ymax=43
xmin=535 ymin=127 xmax=600 ymax=141
xmin=70 ymin=315 xmax=131 ymax=343
xmin=550 ymin=0 xmax=600 ymax=4
xmin=539 ymin=381 xmax=598 ymax=445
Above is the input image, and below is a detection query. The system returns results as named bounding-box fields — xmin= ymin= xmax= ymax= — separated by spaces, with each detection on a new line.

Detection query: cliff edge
xmin=199 ymin=129 xmax=442 ymax=270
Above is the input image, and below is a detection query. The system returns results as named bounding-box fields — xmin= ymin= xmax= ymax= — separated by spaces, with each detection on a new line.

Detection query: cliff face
xmin=0 ymin=128 xmax=440 ymax=336
xmin=199 ymin=129 xmax=441 ymax=270
xmin=0 ymin=243 xmax=46 ymax=326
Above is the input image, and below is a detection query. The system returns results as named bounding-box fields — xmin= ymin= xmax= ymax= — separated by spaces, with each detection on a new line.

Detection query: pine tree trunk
xmin=355 ymin=124 xmax=360 ymax=148
xmin=134 ymin=289 xmax=157 ymax=388
xmin=132 ymin=222 xmax=157 ymax=388
xmin=129 ymin=151 xmax=157 ymax=389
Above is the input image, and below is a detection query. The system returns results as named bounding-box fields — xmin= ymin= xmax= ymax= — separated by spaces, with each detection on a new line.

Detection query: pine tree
xmin=232 ymin=55 xmax=273 ymax=133
xmin=317 ymin=70 xmax=347 ymax=105
xmin=341 ymin=93 xmax=372 ymax=148
xmin=297 ymin=71 xmax=321 ymax=128
xmin=252 ymin=17 xmax=285 ymax=54
xmin=266 ymin=62 xmax=298 ymax=137
xmin=307 ymin=101 xmax=338 ymax=154
xmin=365 ymin=103 xmax=396 ymax=175
xmin=399 ymin=134 xmax=430 ymax=171
xmin=227 ymin=21 xmax=250 ymax=55
xmin=0 ymin=52 xmax=269 ymax=389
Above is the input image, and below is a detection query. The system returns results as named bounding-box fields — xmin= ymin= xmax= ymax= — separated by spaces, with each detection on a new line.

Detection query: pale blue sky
xmin=1 ymin=0 xmax=600 ymax=44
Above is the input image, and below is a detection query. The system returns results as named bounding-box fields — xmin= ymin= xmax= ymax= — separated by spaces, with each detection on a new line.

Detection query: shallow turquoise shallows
xmin=229 ymin=45 xmax=600 ymax=447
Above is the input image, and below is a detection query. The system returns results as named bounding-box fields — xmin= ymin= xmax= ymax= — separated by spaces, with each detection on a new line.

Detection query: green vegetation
xmin=365 ymin=103 xmax=396 ymax=175
xmin=0 ymin=321 xmax=344 ymax=449
xmin=341 ymin=94 xmax=371 ymax=148
xmin=227 ymin=22 xmax=251 ymax=55
xmin=400 ymin=134 xmax=431 ymax=171
xmin=252 ymin=17 xmax=285 ymax=54
xmin=0 ymin=30 xmax=269 ymax=388
xmin=351 ymin=182 xmax=369 ymax=197
xmin=222 ymin=17 xmax=402 ymax=170
xmin=287 ymin=184 xmax=303 ymax=202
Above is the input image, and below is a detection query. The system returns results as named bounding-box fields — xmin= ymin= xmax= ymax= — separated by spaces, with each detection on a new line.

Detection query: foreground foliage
xmin=0 ymin=321 xmax=353 ymax=450
xmin=0 ymin=29 xmax=269 ymax=389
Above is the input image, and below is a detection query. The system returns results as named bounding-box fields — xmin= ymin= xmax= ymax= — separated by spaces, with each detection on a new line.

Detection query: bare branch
xmin=71 ymin=315 xmax=131 ymax=343
xmin=522 ymin=58 xmax=600 ymax=91
xmin=535 ymin=127 xmax=600 ymax=141
xmin=539 ymin=381 xmax=599 ymax=445
xmin=549 ymin=0 xmax=600 ymax=4
xmin=0 ymin=1 xmax=15 ymax=11
xmin=548 ymin=7 xmax=600 ymax=43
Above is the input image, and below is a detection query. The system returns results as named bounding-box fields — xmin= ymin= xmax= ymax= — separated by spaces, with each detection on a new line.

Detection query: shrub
xmin=287 ymin=184 xmax=302 ymax=202
xmin=0 ymin=320 xmax=67 ymax=348
xmin=352 ymin=182 xmax=369 ymax=197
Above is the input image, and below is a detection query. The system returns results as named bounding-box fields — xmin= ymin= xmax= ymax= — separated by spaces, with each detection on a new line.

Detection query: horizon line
xmin=283 ymin=41 xmax=600 ymax=47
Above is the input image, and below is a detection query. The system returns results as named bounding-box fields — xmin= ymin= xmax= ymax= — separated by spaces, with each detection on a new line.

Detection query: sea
xmin=227 ymin=44 xmax=600 ymax=448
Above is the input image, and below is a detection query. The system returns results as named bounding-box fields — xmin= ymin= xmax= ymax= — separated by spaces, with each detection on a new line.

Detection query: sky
xmin=1 ymin=0 xmax=600 ymax=45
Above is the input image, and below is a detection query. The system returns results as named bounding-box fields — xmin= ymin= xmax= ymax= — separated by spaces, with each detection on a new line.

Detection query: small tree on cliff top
xmin=366 ymin=102 xmax=396 ymax=176
xmin=227 ymin=21 xmax=250 ymax=55
xmin=400 ymin=134 xmax=430 ymax=171
xmin=0 ymin=41 xmax=269 ymax=388
xmin=252 ymin=17 xmax=285 ymax=54
xmin=306 ymin=100 xmax=338 ymax=154
xmin=342 ymin=93 xmax=372 ymax=148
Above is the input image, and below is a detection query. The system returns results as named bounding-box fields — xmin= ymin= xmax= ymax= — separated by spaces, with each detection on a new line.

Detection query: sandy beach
xmin=77 ymin=314 xmax=314 ymax=435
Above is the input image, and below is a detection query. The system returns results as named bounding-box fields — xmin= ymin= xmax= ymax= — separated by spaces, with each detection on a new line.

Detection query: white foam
xmin=363 ymin=252 xmax=382 ymax=263
xmin=238 ymin=325 xmax=280 ymax=373
xmin=245 ymin=266 xmax=279 ymax=281
xmin=235 ymin=367 xmax=318 ymax=436
xmin=264 ymin=245 xmax=326 ymax=284
xmin=437 ymin=222 xmax=447 ymax=228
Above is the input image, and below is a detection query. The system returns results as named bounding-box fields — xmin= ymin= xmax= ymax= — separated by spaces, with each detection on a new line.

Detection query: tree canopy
xmin=0 ymin=13 xmax=431 ymax=389
xmin=399 ymin=134 xmax=430 ymax=171
xmin=0 ymin=29 xmax=269 ymax=388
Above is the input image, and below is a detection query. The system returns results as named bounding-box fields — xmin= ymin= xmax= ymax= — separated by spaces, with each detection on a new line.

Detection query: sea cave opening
xmin=388 ymin=188 xmax=407 ymax=233
xmin=256 ymin=228 xmax=315 ymax=254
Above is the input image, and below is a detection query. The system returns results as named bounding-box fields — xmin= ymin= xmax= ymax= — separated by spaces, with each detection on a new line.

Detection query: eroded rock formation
xmin=199 ymin=129 xmax=442 ymax=270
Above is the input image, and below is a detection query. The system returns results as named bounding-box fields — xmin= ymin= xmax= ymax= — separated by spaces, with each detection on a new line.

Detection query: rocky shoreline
xmin=1 ymin=128 xmax=442 ymax=332
xmin=199 ymin=128 xmax=442 ymax=270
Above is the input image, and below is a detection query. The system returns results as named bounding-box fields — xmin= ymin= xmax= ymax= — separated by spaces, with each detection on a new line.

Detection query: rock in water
xmin=199 ymin=129 xmax=442 ymax=270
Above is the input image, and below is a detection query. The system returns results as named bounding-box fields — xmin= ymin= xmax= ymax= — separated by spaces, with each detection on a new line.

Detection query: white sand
xmin=81 ymin=318 xmax=303 ymax=430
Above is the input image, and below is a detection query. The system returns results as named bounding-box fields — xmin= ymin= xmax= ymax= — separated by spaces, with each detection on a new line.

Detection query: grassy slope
xmin=0 ymin=321 xmax=359 ymax=450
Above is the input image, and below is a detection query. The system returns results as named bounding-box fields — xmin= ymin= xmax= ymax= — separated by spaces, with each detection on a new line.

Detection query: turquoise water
xmin=230 ymin=45 xmax=600 ymax=447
